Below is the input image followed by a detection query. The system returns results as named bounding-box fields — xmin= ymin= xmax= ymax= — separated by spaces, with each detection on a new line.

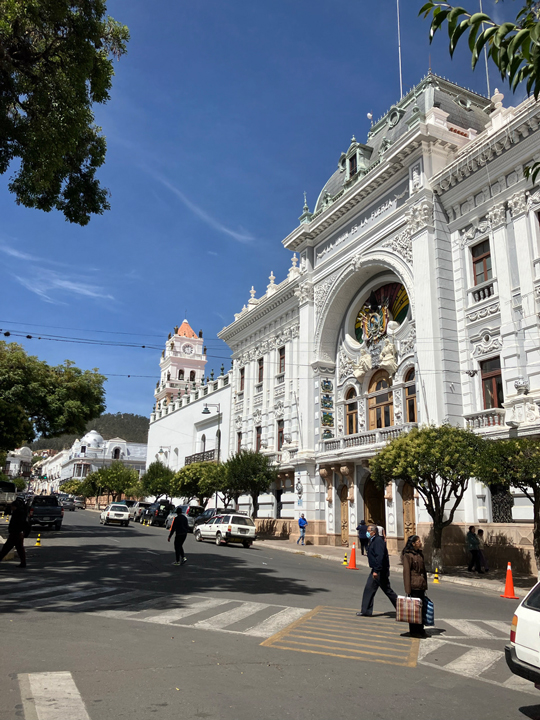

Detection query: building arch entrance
xmin=402 ymin=481 xmax=416 ymax=539
xmin=363 ymin=477 xmax=385 ymax=527
xmin=339 ymin=485 xmax=349 ymax=546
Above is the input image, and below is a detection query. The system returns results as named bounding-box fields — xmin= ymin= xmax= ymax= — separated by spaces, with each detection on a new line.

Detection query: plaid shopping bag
xmin=396 ymin=595 xmax=423 ymax=624
xmin=423 ymin=596 xmax=435 ymax=626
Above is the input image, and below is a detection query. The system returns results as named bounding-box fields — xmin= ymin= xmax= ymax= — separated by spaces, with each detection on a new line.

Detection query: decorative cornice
xmin=466 ymin=301 xmax=500 ymax=324
xmin=219 ymin=282 xmax=299 ymax=341
xmin=235 ymin=324 xmax=300 ymax=365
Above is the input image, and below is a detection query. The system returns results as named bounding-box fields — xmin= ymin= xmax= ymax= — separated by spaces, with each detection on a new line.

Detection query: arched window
xmin=179 ymin=369 xmax=184 ymax=380
xmin=345 ymin=388 xmax=358 ymax=435
xmin=190 ymin=370 xmax=196 ymax=382
xmin=201 ymin=434 xmax=206 ymax=452
xmin=404 ymin=368 xmax=417 ymax=423
xmin=368 ymin=370 xmax=393 ymax=430
xmin=112 ymin=447 xmax=121 ymax=460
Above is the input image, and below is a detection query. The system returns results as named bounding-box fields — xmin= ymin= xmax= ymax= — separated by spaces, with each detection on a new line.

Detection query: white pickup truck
xmin=506 ymin=580 xmax=540 ymax=690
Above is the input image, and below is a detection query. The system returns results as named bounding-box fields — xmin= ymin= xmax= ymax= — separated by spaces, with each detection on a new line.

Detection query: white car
xmin=100 ymin=504 xmax=130 ymax=527
xmin=194 ymin=513 xmax=256 ymax=548
xmin=506 ymin=580 xmax=540 ymax=689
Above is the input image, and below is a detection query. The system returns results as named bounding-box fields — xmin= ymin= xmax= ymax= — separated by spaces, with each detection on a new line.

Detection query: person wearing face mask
xmin=402 ymin=534 xmax=428 ymax=638
xmin=357 ymin=525 xmax=397 ymax=617
xmin=356 ymin=519 xmax=368 ymax=555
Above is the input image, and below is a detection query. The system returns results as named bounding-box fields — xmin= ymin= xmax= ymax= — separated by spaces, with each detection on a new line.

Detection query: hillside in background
xmin=30 ymin=413 xmax=150 ymax=451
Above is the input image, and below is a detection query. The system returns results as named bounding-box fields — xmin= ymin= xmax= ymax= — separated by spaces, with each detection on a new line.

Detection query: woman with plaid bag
xmin=402 ymin=535 xmax=428 ymax=639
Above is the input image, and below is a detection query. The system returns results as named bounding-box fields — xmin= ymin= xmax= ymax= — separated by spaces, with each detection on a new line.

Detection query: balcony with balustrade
xmin=321 ymin=423 xmax=418 ymax=455
xmin=184 ymin=449 xmax=216 ymax=465
xmin=464 ymin=408 xmax=506 ymax=432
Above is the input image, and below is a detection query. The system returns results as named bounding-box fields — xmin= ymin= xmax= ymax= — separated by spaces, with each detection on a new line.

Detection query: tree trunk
xmin=430 ymin=522 xmax=444 ymax=574
xmin=251 ymin=493 xmax=259 ymax=519
xmin=534 ymin=494 xmax=540 ymax=581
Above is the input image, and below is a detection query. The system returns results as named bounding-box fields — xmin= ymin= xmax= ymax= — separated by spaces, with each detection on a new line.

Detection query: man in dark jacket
xmin=357 ymin=525 xmax=397 ymax=616
xmin=0 ymin=498 xmax=28 ymax=568
xmin=168 ymin=508 xmax=189 ymax=566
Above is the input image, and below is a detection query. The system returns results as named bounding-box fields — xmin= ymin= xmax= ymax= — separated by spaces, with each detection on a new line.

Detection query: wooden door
xmin=363 ymin=477 xmax=384 ymax=527
xmin=402 ymin=481 xmax=416 ymax=539
xmin=340 ymin=485 xmax=349 ymax=546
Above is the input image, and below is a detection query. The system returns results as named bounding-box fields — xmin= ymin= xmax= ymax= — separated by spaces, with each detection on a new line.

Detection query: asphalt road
xmin=0 ymin=510 xmax=538 ymax=720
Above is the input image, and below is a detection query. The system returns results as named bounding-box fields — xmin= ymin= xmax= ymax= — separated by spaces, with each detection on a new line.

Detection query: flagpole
xmin=397 ymin=0 xmax=403 ymax=99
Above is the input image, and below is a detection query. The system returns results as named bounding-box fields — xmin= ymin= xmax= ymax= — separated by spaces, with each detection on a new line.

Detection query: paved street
xmin=1 ymin=511 xmax=538 ymax=720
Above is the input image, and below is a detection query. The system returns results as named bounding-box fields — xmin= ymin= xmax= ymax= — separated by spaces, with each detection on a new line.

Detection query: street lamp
xmin=202 ymin=403 xmax=221 ymax=510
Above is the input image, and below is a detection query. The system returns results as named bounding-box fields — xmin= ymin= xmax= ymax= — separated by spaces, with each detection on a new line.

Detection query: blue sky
xmin=0 ymin=0 xmax=519 ymax=417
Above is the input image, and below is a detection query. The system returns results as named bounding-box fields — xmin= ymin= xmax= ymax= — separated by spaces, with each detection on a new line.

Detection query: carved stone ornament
xmin=466 ymin=302 xmax=500 ymax=324
xmin=487 ymin=202 xmax=507 ymax=229
xmin=337 ymin=404 xmax=344 ymax=434
xmin=319 ymin=466 xmax=333 ymax=504
xmin=353 ymin=346 xmax=372 ymax=383
xmin=382 ymin=225 xmax=412 ymax=264
xmin=253 ymin=408 xmax=262 ymax=422
xmin=294 ymin=281 xmax=314 ymax=304
xmin=526 ymin=188 xmax=540 ymax=211
xmin=508 ymin=190 xmax=528 ymax=218
xmin=393 ymin=389 xmax=403 ymax=423
xmin=314 ymin=271 xmax=340 ymax=318
xmin=399 ymin=328 xmax=416 ymax=356
xmin=274 ymin=400 xmax=284 ymax=419
xmin=338 ymin=347 xmax=356 ymax=384
xmin=237 ymin=324 xmax=299 ymax=365
xmin=406 ymin=201 xmax=434 ymax=235
xmin=457 ymin=218 xmax=491 ymax=247
xmin=358 ymin=399 xmax=366 ymax=430
xmin=505 ymin=399 xmax=540 ymax=426
xmin=514 ymin=376 xmax=530 ymax=395
xmin=379 ymin=338 xmax=398 ymax=376
xmin=235 ymin=415 xmax=242 ymax=429
xmin=473 ymin=331 xmax=502 ymax=357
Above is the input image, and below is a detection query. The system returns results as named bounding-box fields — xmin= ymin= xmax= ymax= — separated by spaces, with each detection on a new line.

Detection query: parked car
xmin=141 ymin=501 xmax=174 ymax=527
xmin=119 ymin=499 xmax=137 ymax=509
xmin=192 ymin=507 xmax=227 ymax=529
xmin=194 ymin=514 xmax=256 ymax=548
xmin=506 ymin=580 xmax=540 ymax=689
xmin=130 ymin=501 xmax=152 ymax=522
xmin=61 ymin=497 xmax=76 ymax=511
xmin=165 ymin=504 xmax=205 ymax=531
xmin=28 ymin=496 xmax=64 ymax=531
xmin=100 ymin=504 xmax=130 ymax=526
xmin=0 ymin=479 xmax=17 ymax=513
xmin=74 ymin=496 xmax=86 ymax=509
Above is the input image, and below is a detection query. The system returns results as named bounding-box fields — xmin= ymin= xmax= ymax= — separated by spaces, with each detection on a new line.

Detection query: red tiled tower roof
xmin=177 ymin=319 xmax=198 ymax=339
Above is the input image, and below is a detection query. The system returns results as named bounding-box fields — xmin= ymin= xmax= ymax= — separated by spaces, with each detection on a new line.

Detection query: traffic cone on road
xmin=434 ymin=568 xmax=440 ymax=584
xmin=347 ymin=543 xmax=357 ymax=570
xmin=342 ymin=552 xmax=348 ymax=565
xmin=34 ymin=534 xmax=41 ymax=547
xmin=500 ymin=562 xmax=519 ymax=599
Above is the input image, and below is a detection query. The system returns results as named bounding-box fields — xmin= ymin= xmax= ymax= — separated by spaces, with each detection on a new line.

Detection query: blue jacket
xmin=367 ymin=534 xmax=390 ymax=574
xmin=298 ymin=517 xmax=308 ymax=529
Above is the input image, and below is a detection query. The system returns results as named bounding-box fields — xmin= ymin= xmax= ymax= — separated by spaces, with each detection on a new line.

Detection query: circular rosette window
xmin=355 ymin=282 xmax=409 ymax=344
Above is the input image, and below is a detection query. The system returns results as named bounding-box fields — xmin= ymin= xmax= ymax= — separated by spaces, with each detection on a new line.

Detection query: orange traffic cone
xmin=347 ymin=543 xmax=357 ymax=570
xmin=500 ymin=562 xmax=519 ymax=600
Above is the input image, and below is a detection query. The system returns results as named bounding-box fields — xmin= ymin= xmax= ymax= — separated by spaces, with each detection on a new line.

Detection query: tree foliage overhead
xmin=370 ymin=425 xmax=484 ymax=569
xmin=0 ymin=0 xmax=129 ymax=224
xmin=420 ymin=0 xmax=540 ymax=181
xmin=30 ymin=412 xmax=150 ymax=451
xmin=0 ymin=341 xmax=106 ymax=453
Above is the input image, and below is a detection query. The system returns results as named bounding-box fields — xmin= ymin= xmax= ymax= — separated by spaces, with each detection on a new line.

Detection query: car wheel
xmin=104 ymin=518 xmax=109 ymax=525
xmin=215 ymin=532 xmax=223 ymax=546
xmin=126 ymin=520 xmax=130 ymax=527
xmin=55 ymin=523 xmax=62 ymax=531
xmin=194 ymin=529 xmax=202 ymax=542
xmin=242 ymin=541 xmax=252 ymax=549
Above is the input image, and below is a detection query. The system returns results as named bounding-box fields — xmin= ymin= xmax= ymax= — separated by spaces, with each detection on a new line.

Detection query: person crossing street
xmin=168 ymin=507 xmax=189 ymax=566
xmin=0 ymin=498 xmax=29 ymax=569
xmin=357 ymin=525 xmax=397 ymax=617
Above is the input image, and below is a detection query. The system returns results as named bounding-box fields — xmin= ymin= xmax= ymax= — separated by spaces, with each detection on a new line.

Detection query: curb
xmin=258 ymin=540 xmax=533 ymax=598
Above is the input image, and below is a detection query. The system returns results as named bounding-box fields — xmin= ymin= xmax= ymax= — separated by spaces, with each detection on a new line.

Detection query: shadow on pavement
xmin=519 ymin=705 xmax=540 ymax=720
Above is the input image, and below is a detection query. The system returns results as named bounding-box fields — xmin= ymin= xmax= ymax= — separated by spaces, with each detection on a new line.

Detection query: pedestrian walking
xmin=168 ymin=508 xmax=189 ymax=566
xmin=297 ymin=514 xmax=307 ymax=545
xmin=402 ymin=534 xmax=428 ymax=639
xmin=0 ymin=498 xmax=29 ymax=568
xmin=466 ymin=525 xmax=483 ymax=573
xmin=377 ymin=525 xmax=386 ymax=541
xmin=357 ymin=525 xmax=398 ymax=617
xmin=356 ymin=519 xmax=369 ymax=555
xmin=477 ymin=528 xmax=489 ymax=572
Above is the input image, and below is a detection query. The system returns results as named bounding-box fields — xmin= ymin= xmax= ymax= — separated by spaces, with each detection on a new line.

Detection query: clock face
xmin=183 ymin=345 xmax=194 ymax=355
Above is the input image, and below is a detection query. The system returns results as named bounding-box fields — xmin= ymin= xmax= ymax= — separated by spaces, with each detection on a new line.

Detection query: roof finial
xmin=291 ymin=253 xmax=298 ymax=268
xmin=303 ymin=191 xmax=309 ymax=212
xmin=250 ymin=286 xmax=256 ymax=299
xmin=268 ymin=271 xmax=275 ymax=286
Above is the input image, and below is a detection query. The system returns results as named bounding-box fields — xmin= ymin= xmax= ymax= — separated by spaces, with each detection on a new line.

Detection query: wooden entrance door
xmin=402 ymin=482 xmax=416 ymax=539
xmin=363 ymin=477 xmax=384 ymax=527
xmin=340 ymin=485 xmax=349 ymax=546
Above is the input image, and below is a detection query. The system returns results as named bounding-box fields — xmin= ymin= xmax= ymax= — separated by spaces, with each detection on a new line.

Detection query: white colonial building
xmin=149 ymin=74 xmax=540 ymax=570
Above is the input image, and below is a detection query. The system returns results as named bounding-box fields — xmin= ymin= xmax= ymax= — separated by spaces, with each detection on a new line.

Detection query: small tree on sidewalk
xmin=171 ymin=462 xmax=220 ymax=507
xmin=370 ymin=424 xmax=484 ymax=571
xmin=476 ymin=437 xmax=540 ymax=578
xmin=223 ymin=450 xmax=277 ymax=518
xmin=140 ymin=461 xmax=174 ymax=502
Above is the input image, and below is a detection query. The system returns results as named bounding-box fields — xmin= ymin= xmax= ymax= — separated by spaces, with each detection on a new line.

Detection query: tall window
xmin=239 ymin=367 xmax=245 ymax=392
xmin=481 ymin=357 xmax=504 ymax=409
xmin=368 ymin=370 xmax=393 ymax=429
xmin=112 ymin=447 xmax=121 ymax=460
xmin=190 ymin=370 xmax=196 ymax=382
xmin=256 ymin=426 xmax=262 ymax=452
xmin=345 ymin=388 xmax=358 ymax=435
xmin=201 ymin=434 xmax=206 ymax=452
xmin=258 ymin=358 xmax=264 ymax=383
xmin=179 ymin=369 xmax=184 ymax=380
xmin=278 ymin=347 xmax=285 ymax=374
xmin=237 ymin=431 xmax=242 ymax=453
xmin=277 ymin=420 xmax=284 ymax=450
xmin=349 ymin=154 xmax=357 ymax=176
xmin=472 ymin=239 xmax=492 ymax=285
xmin=405 ymin=368 xmax=417 ymax=423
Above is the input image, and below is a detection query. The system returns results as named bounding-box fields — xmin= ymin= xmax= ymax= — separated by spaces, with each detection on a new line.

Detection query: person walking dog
xmin=0 ymin=498 xmax=29 ymax=568
xmin=168 ymin=507 xmax=189 ymax=566
xmin=402 ymin=534 xmax=428 ymax=639
xmin=297 ymin=514 xmax=307 ymax=545
xmin=357 ymin=525 xmax=397 ymax=617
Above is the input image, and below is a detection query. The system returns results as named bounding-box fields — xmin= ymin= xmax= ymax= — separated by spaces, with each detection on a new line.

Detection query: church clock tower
xmin=154 ymin=320 xmax=207 ymax=408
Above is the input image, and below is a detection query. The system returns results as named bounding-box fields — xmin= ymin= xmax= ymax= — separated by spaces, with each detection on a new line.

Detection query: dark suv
xmin=141 ymin=501 xmax=173 ymax=527
xmin=192 ymin=507 xmax=227 ymax=529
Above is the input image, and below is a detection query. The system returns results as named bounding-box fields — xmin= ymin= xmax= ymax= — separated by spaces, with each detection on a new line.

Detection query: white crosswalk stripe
xmin=443 ymin=647 xmax=502 ymax=676
xmin=442 ymin=619 xmax=497 ymax=638
xmin=19 ymin=671 xmax=91 ymax=720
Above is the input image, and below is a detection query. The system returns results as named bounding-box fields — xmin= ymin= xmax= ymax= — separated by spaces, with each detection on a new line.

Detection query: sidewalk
xmin=257 ymin=538 xmax=537 ymax=598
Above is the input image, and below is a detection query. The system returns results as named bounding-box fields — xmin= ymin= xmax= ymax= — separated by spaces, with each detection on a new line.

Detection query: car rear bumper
xmin=30 ymin=518 xmax=60 ymax=525
xmin=225 ymin=532 xmax=255 ymax=542
xmin=505 ymin=645 xmax=540 ymax=685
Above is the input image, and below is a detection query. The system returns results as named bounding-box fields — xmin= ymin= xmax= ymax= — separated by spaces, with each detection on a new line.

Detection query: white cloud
xmin=14 ymin=270 xmax=114 ymax=304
